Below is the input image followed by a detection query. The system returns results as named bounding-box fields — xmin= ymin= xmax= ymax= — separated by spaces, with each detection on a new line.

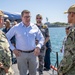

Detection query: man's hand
xmin=0 ymin=62 xmax=8 ymax=73
xmin=1 ymin=67 xmax=9 ymax=73
xmin=13 ymin=49 xmax=21 ymax=57
xmin=34 ymin=47 xmax=40 ymax=56
xmin=0 ymin=62 xmax=3 ymax=68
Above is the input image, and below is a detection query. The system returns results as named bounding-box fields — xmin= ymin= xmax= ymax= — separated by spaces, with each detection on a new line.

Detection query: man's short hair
xmin=21 ymin=10 xmax=30 ymax=17
xmin=36 ymin=14 xmax=42 ymax=19
xmin=6 ymin=19 xmax=10 ymax=23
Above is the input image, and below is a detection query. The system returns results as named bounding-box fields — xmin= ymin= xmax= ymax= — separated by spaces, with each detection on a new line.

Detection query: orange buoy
xmin=50 ymin=65 xmax=57 ymax=71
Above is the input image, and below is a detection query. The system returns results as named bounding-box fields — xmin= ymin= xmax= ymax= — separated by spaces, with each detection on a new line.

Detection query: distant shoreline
xmin=45 ymin=22 xmax=68 ymax=28
xmin=48 ymin=25 xmax=66 ymax=28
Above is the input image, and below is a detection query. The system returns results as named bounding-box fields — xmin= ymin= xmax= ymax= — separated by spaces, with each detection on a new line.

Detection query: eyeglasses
xmin=24 ymin=16 xmax=31 ymax=18
xmin=36 ymin=17 xmax=42 ymax=19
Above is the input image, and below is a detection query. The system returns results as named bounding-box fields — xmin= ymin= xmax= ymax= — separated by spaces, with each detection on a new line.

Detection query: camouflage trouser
xmin=63 ymin=67 xmax=75 ymax=75
xmin=38 ymin=45 xmax=46 ymax=75
xmin=0 ymin=69 xmax=6 ymax=75
xmin=0 ymin=68 xmax=14 ymax=75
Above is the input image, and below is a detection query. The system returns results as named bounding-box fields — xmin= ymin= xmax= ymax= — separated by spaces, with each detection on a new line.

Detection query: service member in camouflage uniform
xmin=60 ymin=26 xmax=71 ymax=55
xmin=58 ymin=4 xmax=75 ymax=75
xmin=36 ymin=14 xmax=50 ymax=75
xmin=0 ymin=10 xmax=14 ymax=75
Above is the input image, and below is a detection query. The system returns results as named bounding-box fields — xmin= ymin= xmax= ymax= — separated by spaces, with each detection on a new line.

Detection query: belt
xmin=18 ymin=50 xmax=34 ymax=53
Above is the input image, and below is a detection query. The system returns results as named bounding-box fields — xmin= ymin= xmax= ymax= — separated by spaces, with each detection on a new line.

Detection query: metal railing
xmin=51 ymin=52 xmax=59 ymax=75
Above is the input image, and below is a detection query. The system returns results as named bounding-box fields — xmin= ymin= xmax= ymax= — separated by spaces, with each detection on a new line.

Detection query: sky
xmin=0 ymin=0 xmax=75 ymax=23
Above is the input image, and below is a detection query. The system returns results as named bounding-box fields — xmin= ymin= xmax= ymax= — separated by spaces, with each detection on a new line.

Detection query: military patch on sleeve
xmin=42 ymin=25 xmax=48 ymax=28
xmin=72 ymin=28 xmax=75 ymax=32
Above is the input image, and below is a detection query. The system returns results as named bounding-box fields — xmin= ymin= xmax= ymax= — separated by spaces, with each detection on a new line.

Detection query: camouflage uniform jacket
xmin=36 ymin=24 xmax=49 ymax=39
xmin=58 ymin=27 xmax=75 ymax=75
xmin=0 ymin=30 xmax=13 ymax=75
xmin=36 ymin=24 xmax=50 ymax=53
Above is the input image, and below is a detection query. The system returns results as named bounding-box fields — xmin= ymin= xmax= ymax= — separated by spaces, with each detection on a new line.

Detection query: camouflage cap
xmin=64 ymin=4 xmax=75 ymax=14
xmin=0 ymin=10 xmax=4 ymax=16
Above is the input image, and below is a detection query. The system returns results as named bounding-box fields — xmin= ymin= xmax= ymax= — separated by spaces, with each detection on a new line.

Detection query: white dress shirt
xmin=6 ymin=22 xmax=44 ymax=51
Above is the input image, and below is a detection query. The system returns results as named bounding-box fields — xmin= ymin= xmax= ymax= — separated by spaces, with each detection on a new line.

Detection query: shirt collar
xmin=21 ymin=22 xmax=34 ymax=28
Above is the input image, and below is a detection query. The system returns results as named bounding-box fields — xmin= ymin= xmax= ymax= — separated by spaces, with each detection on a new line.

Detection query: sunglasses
xmin=24 ymin=16 xmax=31 ymax=18
xmin=36 ymin=17 xmax=42 ymax=19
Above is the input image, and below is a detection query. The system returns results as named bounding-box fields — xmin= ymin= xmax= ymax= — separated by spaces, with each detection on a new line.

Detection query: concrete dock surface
xmin=12 ymin=64 xmax=57 ymax=75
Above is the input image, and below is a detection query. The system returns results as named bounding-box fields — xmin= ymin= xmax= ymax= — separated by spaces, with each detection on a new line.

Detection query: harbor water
xmin=49 ymin=27 xmax=66 ymax=66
